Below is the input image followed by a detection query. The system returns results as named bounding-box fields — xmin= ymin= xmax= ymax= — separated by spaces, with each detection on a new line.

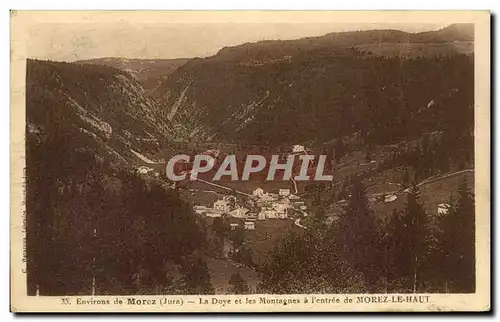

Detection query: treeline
xmin=376 ymin=129 xmax=474 ymax=183
xmin=26 ymin=122 xmax=212 ymax=295
xmin=213 ymin=24 xmax=472 ymax=62
xmin=260 ymin=178 xmax=475 ymax=293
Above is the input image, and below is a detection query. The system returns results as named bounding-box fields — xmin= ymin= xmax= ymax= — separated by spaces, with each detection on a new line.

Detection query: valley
xmin=25 ymin=23 xmax=476 ymax=295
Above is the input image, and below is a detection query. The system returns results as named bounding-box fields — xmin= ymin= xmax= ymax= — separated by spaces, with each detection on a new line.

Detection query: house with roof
xmin=136 ymin=166 xmax=153 ymax=175
xmin=273 ymin=203 xmax=289 ymax=219
xmin=437 ymin=203 xmax=450 ymax=215
xmin=230 ymin=207 xmax=249 ymax=218
xmin=214 ymin=199 xmax=230 ymax=214
xmin=292 ymin=145 xmax=305 ymax=153
xmin=193 ymin=205 xmax=211 ymax=215
xmin=252 ymin=188 xmax=264 ymax=197
xmin=259 ymin=206 xmax=277 ymax=219
xmin=245 ymin=212 xmax=259 ymax=221
xmin=279 ymin=188 xmax=291 ymax=197
xmin=257 ymin=193 xmax=276 ymax=204
xmin=205 ymin=210 xmax=222 ymax=218
xmin=244 ymin=221 xmax=255 ymax=230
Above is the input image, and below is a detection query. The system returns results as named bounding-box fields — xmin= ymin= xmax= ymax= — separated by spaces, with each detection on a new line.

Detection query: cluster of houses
xmin=250 ymin=187 xmax=307 ymax=218
xmin=193 ymin=187 xmax=308 ymax=231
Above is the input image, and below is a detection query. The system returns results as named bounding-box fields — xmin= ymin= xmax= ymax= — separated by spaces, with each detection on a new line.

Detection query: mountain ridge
xmin=212 ymin=23 xmax=474 ymax=62
xmin=77 ymin=57 xmax=190 ymax=94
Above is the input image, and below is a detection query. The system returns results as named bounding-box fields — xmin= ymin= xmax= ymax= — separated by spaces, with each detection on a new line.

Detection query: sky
xmin=27 ymin=22 xmax=448 ymax=62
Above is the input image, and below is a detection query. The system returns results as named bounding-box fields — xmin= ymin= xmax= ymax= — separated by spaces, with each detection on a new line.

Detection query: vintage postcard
xmin=10 ymin=10 xmax=490 ymax=312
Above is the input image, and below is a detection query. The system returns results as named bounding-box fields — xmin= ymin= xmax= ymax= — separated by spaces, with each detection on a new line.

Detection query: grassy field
xmin=178 ymin=188 xmax=220 ymax=207
xmin=369 ymin=170 xmax=474 ymax=222
xmin=419 ymin=170 xmax=474 ymax=215
xmin=202 ymin=217 xmax=302 ymax=266
xmin=364 ymin=167 xmax=406 ymax=196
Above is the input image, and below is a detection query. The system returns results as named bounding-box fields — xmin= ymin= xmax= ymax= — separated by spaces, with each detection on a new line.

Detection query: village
xmin=192 ymin=186 xmax=308 ymax=231
xmin=127 ymin=139 xmax=471 ymax=295
xmin=133 ymin=141 xmax=459 ymax=233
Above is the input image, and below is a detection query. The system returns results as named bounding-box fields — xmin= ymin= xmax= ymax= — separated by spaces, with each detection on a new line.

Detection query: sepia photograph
xmin=10 ymin=10 xmax=490 ymax=312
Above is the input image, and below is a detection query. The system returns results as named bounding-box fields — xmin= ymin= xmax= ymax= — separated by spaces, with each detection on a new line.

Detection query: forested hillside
xmin=153 ymin=24 xmax=474 ymax=146
xmin=25 ymin=60 xmax=212 ymax=295
xmin=27 ymin=59 xmax=175 ymax=166
xmin=259 ymin=178 xmax=475 ymax=294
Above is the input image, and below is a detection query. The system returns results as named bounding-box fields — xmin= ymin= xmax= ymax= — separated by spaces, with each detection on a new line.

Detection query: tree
xmin=233 ymin=245 xmax=255 ymax=267
xmin=337 ymin=179 xmax=349 ymax=201
xmin=365 ymin=143 xmax=373 ymax=162
xmin=338 ymin=178 xmax=382 ymax=288
xmin=313 ymin=207 xmax=327 ymax=227
xmin=380 ymin=208 xmax=402 ymax=292
xmin=391 ymin=184 xmax=432 ymax=292
xmin=180 ymin=255 xmax=214 ymax=295
xmin=231 ymin=225 xmax=246 ymax=250
xmin=314 ymin=183 xmax=323 ymax=206
xmin=439 ymin=179 xmax=475 ymax=293
xmin=260 ymin=223 xmax=368 ymax=294
xmin=228 ymin=272 xmax=250 ymax=294
xmin=402 ymin=168 xmax=410 ymax=189
xmin=334 ymin=137 xmax=346 ymax=163
xmin=212 ymin=217 xmax=226 ymax=238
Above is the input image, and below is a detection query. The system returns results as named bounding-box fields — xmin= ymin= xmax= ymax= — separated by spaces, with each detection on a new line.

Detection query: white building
xmin=259 ymin=193 xmax=276 ymax=203
xmin=244 ymin=221 xmax=255 ymax=230
xmin=273 ymin=203 xmax=288 ymax=219
xmin=230 ymin=207 xmax=249 ymax=218
xmin=137 ymin=166 xmax=153 ymax=175
xmin=213 ymin=199 xmax=230 ymax=214
xmin=292 ymin=145 xmax=305 ymax=153
xmin=257 ymin=212 xmax=266 ymax=220
xmin=253 ymin=188 xmax=264 ymax=197
xmin=193 ymin=205 xmax=211 ymax=215
xmin=280 ymin=198 xmax=291 ymax=206
xmin=276 ymin=210 xmax=287 ymax=219
xmin=384 ymin=195 xmax=398 ymax=203
xmin=279 ymin=189 xmax=291 ymax=197
xmin=205 ymin=211 xmax=222 ymax=218
xmin=260 ymin=208 xmax=277 ymax=219
xmin=246 ymin=212 xmax=258 ymax=220
xmin=230 ymin=223 xmax=239 ymax=231
xmin=437 ymin=203 xmax=450 ymax=215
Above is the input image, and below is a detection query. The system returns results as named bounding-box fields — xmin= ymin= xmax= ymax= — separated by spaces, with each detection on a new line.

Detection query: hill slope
xmin=27 ymin=59 xmax=174 ymax=167
xmin=152 ymin=24 xmax=474 ymax=145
